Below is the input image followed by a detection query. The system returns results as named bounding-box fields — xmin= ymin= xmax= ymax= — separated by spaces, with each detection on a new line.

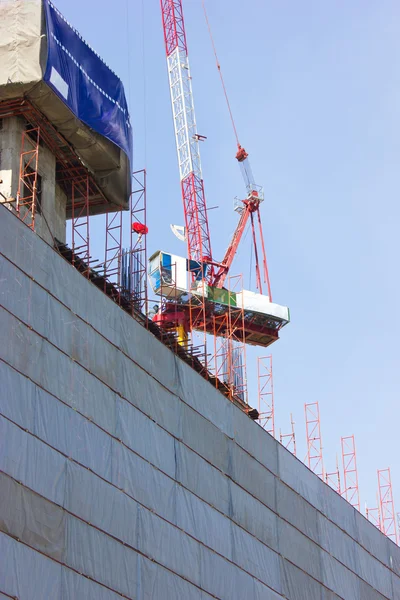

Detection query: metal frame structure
xmin=130 ymin=170 xmax=148 ymax=315
xmin=280 ymin=413 xmax=296 ymax=456
xmin=104 ymin=209 xmax=123 ymax=294
xmin=17 ymin=125 xmax=40 ymax=230
xmin=160 ymin=0 xmax=213 ymax=275
xmin=325 ymin=457 xmax=341 ymax=494
xmin=257 ymin=355 xmax=274 ymax=436
xmin=378 ymin=468 xmax=398 ymax=544
xmin=211 ymin=275 xmax=248 ymax=403
xmin=366 ymin=503 xmax=381 ymax=531
xmin=213 ymin=197 xmax=271 ymax=294
xmin=159 ymin=0 xmax=273 ymax=297
xmin=305 ymin=402 xmax=324 ymax=479
xmin=71 ymin=174 xmax=90 ymax=277
xmin=341 ymin=435 xmax=360 ymax=511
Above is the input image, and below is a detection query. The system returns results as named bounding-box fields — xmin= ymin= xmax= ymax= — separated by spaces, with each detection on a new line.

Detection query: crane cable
xmin=201 ymin=0 xmax=240 ymax=149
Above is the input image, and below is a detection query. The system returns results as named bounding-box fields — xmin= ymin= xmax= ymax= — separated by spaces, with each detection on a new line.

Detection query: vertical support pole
xmin=325 ymin=456 xmax=341 ymax=494
xmin=366 ymin=501 xmax=381 ymax=530
xmin=397 ymin=512 xmax=400 ymax=544
xmin=130 ymin=169 xmax=148 ymax=315
xmin=226 ymin=274 xmax=247 ymax=404
xmin=188 ymin=271 xmax=208 ymax=372
xmin=212 ymin=313 xmax=230 ymax=392
xmin=257 ymin=355 xmax=274 ymax=437
xmin=250 ymin=211 xmax=262 ymax=293
xmin=280 ymin=413 xmax=296 ymax=456
xmin=341 ymin=435 xmax=360 ymax=511
xmin=17 ymin=126 xmax=40 ymax=230
xmin=305 ymin=402 xmax=324 ymax=479
xmin=71 ymin=174 xmax=90 ymax=277
xmin=210 ymin=275 xmax=247 ymax=403
xmin=256 ymin=207 xmax=272 ymax=300
xmin=378 ymin=468 xmax=398 ymax=544
xmin=104 ymin=208 xmax=123 ymax=301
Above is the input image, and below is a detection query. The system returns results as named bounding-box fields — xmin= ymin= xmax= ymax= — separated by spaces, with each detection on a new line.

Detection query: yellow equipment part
xmin=176 ymin=323 xmax=189 ymax=347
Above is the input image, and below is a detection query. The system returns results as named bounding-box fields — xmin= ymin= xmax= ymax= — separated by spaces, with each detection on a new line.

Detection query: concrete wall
xmin=1 ymin=204 xmax=400 ymax=600
xmin=0 ymin=116 xmax=66 ymax=244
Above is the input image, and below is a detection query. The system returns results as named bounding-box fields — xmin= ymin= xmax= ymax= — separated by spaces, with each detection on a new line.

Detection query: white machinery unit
xmin=148 ymin=251 xmax=187 ymax=299
xmin=236 ymin=290 xmax=290 ymax=323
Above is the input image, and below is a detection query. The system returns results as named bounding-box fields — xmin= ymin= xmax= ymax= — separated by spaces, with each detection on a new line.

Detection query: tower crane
xmin=160 ymin=0 xmax=214 ymax=283
xmin=150 ymin=0 xmax=289 ymax=349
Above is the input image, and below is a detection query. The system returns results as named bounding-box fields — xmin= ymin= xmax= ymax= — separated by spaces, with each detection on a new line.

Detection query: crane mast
xmin=160 ymin=0 xmax=213 ymax=278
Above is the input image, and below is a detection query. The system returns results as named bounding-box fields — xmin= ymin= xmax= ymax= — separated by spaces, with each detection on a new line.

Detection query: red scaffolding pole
xmin=341 ymin=435 xmax=360 ymax=511
xmin=378 ymin=468 xmax=398 ymax=544
xmin=257 ymin=355 xmax=274 ymax=437
xmin=280 ymin=413 xmax=296 ymax=456
xmin=305 ymin=402 xmax=324 ymax=479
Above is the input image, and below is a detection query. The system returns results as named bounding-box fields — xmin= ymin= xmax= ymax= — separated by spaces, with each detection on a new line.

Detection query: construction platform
xmin=149 ymin=249 xmax=290 ymax=348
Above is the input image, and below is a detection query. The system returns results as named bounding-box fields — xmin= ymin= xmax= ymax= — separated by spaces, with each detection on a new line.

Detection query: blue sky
xmin=56 ymin=0 xmax=400 ymax=522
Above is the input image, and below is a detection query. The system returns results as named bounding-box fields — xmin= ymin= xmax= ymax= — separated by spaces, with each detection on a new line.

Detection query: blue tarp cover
xmin=43 ymin=0 xmax=132 ymax=164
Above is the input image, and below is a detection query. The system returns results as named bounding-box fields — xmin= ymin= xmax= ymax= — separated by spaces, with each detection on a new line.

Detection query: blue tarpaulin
xmin=43 ymin=0 xmax=132 ymax=164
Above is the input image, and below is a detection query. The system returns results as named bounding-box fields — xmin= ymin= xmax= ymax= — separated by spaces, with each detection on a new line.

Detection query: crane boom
xmin=212 ymin=202 xmax=252 ymax=288
xmin=160 ymin=0 xmax=213 ymax=276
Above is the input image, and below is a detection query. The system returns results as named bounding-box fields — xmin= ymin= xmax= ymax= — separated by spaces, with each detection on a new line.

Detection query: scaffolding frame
xmin=71 ymin=174 xmax=90 ymax=277
xmin=257 ymin=355 xmax=274 ymax=437
xmin=130 ymin=170 xmax=148 ymax=316
xmin=104 ymin=208 xmax=123 ymax=297
xmin=325 ymin=457 xmax=341 ymax=494
xmin=280 ymin=413 xmax=296 ymax=456
xmin=378 ymin=468 xmax=398 ymax=544
xmin=1 ymin=98 xmax=261 ymax=420
xmin=305 ymin=402 xmax=324 ymax=479
xmin=17 ymin=125 xmax=40 ymax=230
xmin=210 ymin=275 xmax=247 ymax=403
xmin=341 ymin=435 xmax=360 ymax=511
xmin=366 ymin=502 xmax=381 ymax=531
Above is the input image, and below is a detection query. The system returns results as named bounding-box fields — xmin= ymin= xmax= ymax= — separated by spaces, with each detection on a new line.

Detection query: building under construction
xmin=1 ymin=1 xmax=400 ymax=599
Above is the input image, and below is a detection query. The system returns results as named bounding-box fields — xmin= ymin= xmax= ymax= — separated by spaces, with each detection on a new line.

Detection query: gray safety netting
xmin=1 ymin=204 xmax=400 ymax=599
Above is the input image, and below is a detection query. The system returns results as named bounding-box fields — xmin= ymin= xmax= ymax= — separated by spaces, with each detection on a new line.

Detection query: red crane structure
xmin=159 ymin=0 xmax=271 ymax=293
xmin=160 ymin=0 xmax=213 ymax=280
xmin=155 ymin=0 xmax=289 ymax=356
